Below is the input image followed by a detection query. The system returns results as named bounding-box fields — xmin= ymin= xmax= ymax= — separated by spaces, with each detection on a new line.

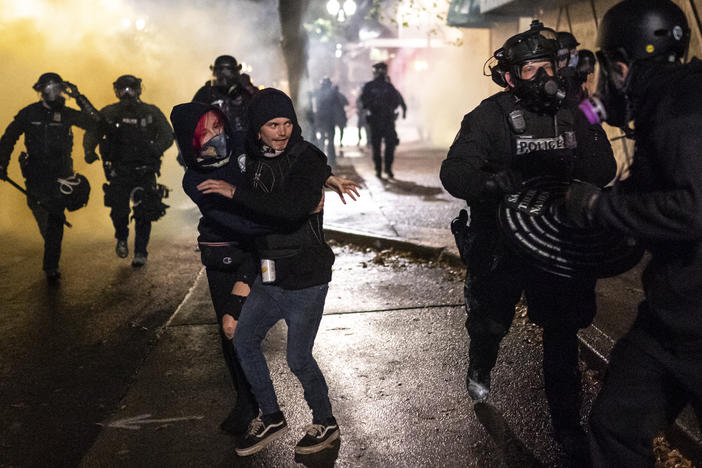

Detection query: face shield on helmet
xmin=578 ymin=0 xmax=690 ymax=128
xmin=33 ymin=73 xmax=66 ymax=109
xmin=211 ymin=55 xmax=241 ymax=87
xmin=193 ymin=110 xmax=231 ymax=169
xmin=40 ymin=81 xmax=65 ymax=103
xmin=113 ymin=75 xmax=142 ymax=101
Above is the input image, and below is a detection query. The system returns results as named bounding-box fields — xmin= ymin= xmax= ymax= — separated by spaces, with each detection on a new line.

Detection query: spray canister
xmin=261 ymin=259 xmax=276 ymax=283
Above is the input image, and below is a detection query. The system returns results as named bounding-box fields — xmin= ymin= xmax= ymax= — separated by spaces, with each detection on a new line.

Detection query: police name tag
xmin=515 ymin=135 xmax=564 ymax=155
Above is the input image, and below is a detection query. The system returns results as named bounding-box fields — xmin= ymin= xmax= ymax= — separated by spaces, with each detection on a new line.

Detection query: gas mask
xmin=197 ymin=133 xmax=230 ymax=168
xmin=513 ymin=66 xmax=565 ymax=114
xmin=578 ymin=51 xmax=632 ymax=128
xmin=39 ymin=82 xmax=66 ymax=109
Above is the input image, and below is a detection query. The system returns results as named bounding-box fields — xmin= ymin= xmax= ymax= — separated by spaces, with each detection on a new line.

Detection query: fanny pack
xmin=198 ymin=242 xmax=247 ymax=270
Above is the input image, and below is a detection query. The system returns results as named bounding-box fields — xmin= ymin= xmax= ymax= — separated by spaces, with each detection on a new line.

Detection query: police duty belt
xmin=497 ymin=176 xmax=643 ymax=279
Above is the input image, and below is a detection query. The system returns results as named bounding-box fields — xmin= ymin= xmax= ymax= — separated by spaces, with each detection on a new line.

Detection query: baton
xmin=3 ymin=176 xmax=72 ymax=228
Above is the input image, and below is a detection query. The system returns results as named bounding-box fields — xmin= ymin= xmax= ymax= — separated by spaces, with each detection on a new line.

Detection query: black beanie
xmin=248 ymin=88 xmax=298 ymax=133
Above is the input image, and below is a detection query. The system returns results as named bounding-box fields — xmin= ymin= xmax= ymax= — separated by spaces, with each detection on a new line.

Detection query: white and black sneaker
xmin=294 ymin=417 xmax=340 ymax=455
xmin=235 ymin=412 xmax=288 ymax=457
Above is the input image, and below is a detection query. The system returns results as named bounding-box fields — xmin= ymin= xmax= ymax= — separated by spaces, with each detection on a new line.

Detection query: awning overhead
xmin=480 ymin=0 xmax=581 ymax=15
xmin=447 ymin=0 xmax=508 ymax=28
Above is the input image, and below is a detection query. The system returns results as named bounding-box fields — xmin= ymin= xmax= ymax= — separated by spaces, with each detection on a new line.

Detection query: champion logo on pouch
xmin=223 ymin=257 xmax=232 ymax=265
xmin=515 ymin=135 xmax=565 ymax=155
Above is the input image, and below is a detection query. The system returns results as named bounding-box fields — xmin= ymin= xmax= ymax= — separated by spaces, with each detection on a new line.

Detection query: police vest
xmin=498 ymin=94 xmax=578 ymax=181
xmin=106 ymin=103 xmax=161 ymax=166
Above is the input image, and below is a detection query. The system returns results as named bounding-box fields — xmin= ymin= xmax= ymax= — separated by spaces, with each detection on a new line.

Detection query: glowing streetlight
xmin=326 ymin=0 xmax=357 ymax=22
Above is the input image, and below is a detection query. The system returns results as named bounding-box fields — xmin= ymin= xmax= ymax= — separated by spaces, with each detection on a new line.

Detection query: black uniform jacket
xmin=441 ymin=91 xmax=615 ymax=228
xmin=85 ymin=99 xmax=174 ymax=169
xmin=0 ymin=101 xmax=96 ymax=188
xmin=595 ymin=59 xmax=702 ymax=342
xmin=360 ymin=77 xmax=406 ymax=124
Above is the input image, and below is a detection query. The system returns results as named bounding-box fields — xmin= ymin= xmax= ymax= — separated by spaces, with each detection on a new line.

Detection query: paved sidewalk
xmin=324 ymin=143 xmax=701 ymax=461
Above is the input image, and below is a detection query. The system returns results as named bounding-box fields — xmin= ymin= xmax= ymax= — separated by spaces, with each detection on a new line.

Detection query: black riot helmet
xmin=113 ymin=74 xmax=142 ymax=100
xmin=211 ymin=55 xmax=241 ymax=87
xmin=580 ymin=0 xmax=690 ymax=128
xmin=557 ymin=31 xmax=580 ymax=69
xmin=557 ymin=31 xmax=580 ymax=51
xmin=372 ymin=62 xmax=388 ymax=79
xmin=33 ymin=72 xmax=63 ymax=91
xmin=500 ymin=20 xmax=564 ymax=113
xmin=33 ymin=72 xmax=65 ymax=107
xmin=597 ymin=0 xmax=689 ymax=64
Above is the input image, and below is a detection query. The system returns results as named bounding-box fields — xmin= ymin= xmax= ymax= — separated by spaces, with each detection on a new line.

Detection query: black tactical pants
xmin=464 ymin=227 xmax=596 ymax=430
xmin=108 ymin=171 xmax=155 ymax=256
xmin=317 ymin=120 xmax=337 ymax=167
xmin=589 ymin=305 xmax=702 ymax=467
xmin=28 ymin=197 xmax=64 ymax=272
xmin=369 ymin=119 xmax=398 ymax=174
xmin=205 ymin=267 xmax=258 ymax=430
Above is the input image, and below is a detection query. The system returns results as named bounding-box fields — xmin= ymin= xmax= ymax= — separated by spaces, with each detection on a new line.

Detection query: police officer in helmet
xmin=193 ymin=55 xmax=253 ymax=157
xmin=0 ymin=73 xmax=100 ymax=281
xmin=441 ymin=20 xmax=615 ymax=461
xmin=360 ymin=62 xmax=406 ymax=179
xmin=565 ymin=1 xmax=702 ymax=465
xmin=84 ymin=74 xmax=174 ymax=267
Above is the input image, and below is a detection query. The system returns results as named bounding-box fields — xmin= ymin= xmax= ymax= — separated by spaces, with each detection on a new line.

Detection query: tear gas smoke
xmin=0 ymin=0 xmax=283 ymax=241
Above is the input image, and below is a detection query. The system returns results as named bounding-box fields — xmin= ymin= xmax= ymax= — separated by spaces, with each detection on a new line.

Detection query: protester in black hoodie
xmin=173 ymin=102 xmax=270 ymax=437
xmin=565 ymin=1 xmax=702 ymax=465
xmin=196 ymin=88 xmax=340 ymax=456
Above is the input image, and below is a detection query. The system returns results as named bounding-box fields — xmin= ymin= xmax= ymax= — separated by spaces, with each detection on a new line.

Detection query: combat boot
xmin=115 ymin=239 xmax=128 ymax=258
xmin=466 ymin=367 xmax=491 ymax=402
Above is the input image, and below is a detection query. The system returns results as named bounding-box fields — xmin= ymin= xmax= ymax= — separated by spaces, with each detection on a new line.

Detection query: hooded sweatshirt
xmin=231 ymin=88 xmax=335 ymax=289
xmin=594 ymin=59 xmax=702 ymax=349
xmin=172 ymin=102 xmax=273 ymax=263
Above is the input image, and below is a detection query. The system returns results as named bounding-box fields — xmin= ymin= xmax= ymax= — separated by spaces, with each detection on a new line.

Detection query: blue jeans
xmin=234 ymin=277 xmax=332 ymax=423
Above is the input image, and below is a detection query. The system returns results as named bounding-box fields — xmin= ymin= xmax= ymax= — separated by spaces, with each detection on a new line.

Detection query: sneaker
xmin=235 ymin=412 xmax=288 ymax=457
xmin=375 ymin=169 xmax=382 ymax=179
xmin=220 ymin=406 xmax=257 ymax=436
xmin=295 ymin=417 xmax=340 ymax=455
xmin=385 ymin=170 xmax=394 ymax=179
xmin=115 ymin=240 xmax=128 ymax=258
xmin=131 ymin=253 xmax=147 ymax=267
xmin=466 ymin=368 xmax=491 ymax=402
xmin=45 ymin=269 xmax=61 ymax=282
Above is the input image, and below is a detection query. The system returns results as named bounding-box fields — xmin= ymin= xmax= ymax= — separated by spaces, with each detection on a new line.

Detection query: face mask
xmin=41 ymin=82 xmax=64 ymax=103
xmin=514 ymin=66 xmax=565 ymax=113
xmin=578 ymin=51 xmax=632 ymax=128
xmin=197 ymin=133 xmax=230 ymax=168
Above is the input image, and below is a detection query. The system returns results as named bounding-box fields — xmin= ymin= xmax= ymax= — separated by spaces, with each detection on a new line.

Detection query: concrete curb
xmin=324 ymin=226 xmax=702 ymax=464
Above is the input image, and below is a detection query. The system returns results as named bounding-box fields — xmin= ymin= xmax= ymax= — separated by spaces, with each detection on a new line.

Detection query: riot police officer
xmin=84 ymin=75 xmax=174 ymax=267
xmin=0 ymin=73 xmax=100 ymax=281
xmin=193 ymin=55 xmax=252 ymax=156
xmin=565 ymin=1 xmax=702 ymax=465
xmin=360 ymin=62 xmax=406 ymax=179
xmin=312 ymin=77 xmax=346 ymax=167
xmin=440 ymin=21 xmax=615 ymax=460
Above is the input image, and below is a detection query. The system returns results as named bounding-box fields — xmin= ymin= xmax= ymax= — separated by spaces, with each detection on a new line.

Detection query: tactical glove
xmin=62 ymin=81 xmax=80 ymax=99
xmin=84 ymin=151 xmax=99 ymax=164
xmin=483 ymin=170 xmax=523 ymax=196
xmin=0 ymin=165 xmax=7 ymax=181
xmin=565 ymin=180 xmax=601 ymax=228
